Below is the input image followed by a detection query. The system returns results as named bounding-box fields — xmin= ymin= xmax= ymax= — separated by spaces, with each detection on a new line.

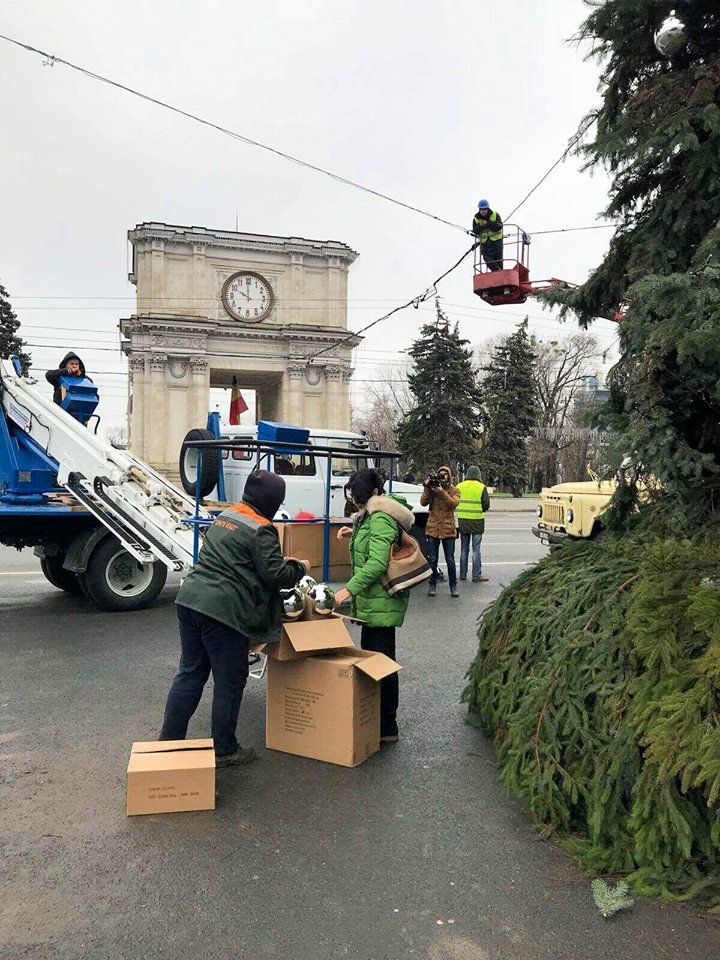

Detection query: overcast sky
xmin=0 ymin=0 xmax=619 ymax=433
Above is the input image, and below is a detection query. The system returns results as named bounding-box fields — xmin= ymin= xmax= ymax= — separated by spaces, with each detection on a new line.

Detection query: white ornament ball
xmin=654 ymin=11 xmax=688 ymax=58
xmin=308 ymin=583 xmax=336 ymax=615
xmin=274 ymin=509 xmax=292 ymax=521
xmin=297 ymin=575 xmax=318 ymax=594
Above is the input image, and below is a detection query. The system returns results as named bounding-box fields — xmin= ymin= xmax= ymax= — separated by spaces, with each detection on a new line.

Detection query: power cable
xmin=0 ymin=32 xmax=467 ymax=234
xmin=303 ymin=118 xmax=610 ymax=364
xmin=304 ymin=242 xmax=477 ymax=365
xmin=506 ymin=115 xmax=597 ymax=220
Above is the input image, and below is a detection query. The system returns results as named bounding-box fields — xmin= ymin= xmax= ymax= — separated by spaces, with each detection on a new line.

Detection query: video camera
xmin=427 ymin=474 xmax=443 ymax=489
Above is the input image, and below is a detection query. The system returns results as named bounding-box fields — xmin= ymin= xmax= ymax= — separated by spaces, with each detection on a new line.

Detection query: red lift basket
xmin=473 ymin=224 xmax=574 ymax=306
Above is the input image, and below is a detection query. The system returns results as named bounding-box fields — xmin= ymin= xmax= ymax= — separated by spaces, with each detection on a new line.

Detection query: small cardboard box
xmin=127 ymin=739 xmax=215 ymax=816
xmin=266 ymin=612 xmax=356 ymax=662
xmin=266 ymin=650 xmax=402 ymax=767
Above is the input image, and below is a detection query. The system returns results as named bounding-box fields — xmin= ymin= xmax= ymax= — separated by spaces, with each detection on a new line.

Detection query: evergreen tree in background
xmin=397 ymin=300 xmax=481 ymax=477
xmin=479 ymin=319 xmax=537 ymax=496
xmin=547 ymin=0 xmax=720 ymax=517
xmin=0 ymin=284 xmax=30 ymax=374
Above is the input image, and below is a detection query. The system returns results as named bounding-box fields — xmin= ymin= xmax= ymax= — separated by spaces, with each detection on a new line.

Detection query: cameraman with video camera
xmin=420 ymin=466 xmax=460 ymax=597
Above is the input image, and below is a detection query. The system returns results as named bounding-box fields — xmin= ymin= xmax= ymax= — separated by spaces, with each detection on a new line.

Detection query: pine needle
xmin=591 ymin=878 xmax=635 ymax=918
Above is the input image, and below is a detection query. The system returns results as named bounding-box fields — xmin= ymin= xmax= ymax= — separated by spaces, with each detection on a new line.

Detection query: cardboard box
xmin=274 ymin=521 xmax=351 ymax=581
xmin=266 ymin=650 xmax=402 ymax=767
xmin=267 ymin=612 xmax=357 ymax=662
xmin=309 ymin=563 xmax=351 ymax=583
xmin=127 ymin=739 xmax=215 ymax=816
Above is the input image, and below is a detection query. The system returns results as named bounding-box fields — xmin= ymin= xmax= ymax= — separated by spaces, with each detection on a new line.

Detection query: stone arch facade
xmin=120 ymin=222 xmax=359 ymax=477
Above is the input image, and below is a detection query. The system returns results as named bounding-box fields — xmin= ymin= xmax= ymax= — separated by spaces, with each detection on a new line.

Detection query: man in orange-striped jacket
xmin=160 ymin=471 xmax=308 ymax=767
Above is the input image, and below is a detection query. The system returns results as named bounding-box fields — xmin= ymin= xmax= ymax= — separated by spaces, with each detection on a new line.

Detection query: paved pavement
xmin=1 ymin=516 xmax=718 ymax=960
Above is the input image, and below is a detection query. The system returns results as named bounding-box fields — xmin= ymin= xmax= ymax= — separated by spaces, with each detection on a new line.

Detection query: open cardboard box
xmin=263 ymin=612 xmax=356 ymax=662
xmin=266 ymin=649 xmax=401 ymax=767
xmin=126 ymin=738 xmax=215 ymax=816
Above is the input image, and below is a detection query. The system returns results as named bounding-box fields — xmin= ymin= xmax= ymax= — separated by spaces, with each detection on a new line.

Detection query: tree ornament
xmin=280 ymin=587 xmax=306 ymax=619
xmin=308 ymin=583 xmax=336 ymax=615
xmin=297 ymin=575 xmax=318 ymax=594
xmin=654 ymin=10 xmax=688 ymax=57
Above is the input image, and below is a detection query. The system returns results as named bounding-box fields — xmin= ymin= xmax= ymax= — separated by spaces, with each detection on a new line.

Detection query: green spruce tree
xmin=465 ymin=2 xmax=720 ymax=910
xmin=0 ymin=283 xmax=31 ymax=374
xmin=397 ymin=300 xmax=481 ymax=477
xmin=479 ymin=319 xmax=537 ymax=496
xmin=547 ymin=0 xmax=720 ymax=516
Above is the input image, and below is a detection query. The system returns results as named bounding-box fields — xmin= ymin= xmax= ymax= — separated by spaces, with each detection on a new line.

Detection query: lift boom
xmin=0 ymin=359 xmax=212 ymax=572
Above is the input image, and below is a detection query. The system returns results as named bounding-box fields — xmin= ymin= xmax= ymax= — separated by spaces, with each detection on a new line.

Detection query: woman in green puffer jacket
xmin=335 ymin=468 xmax=415 ymax=743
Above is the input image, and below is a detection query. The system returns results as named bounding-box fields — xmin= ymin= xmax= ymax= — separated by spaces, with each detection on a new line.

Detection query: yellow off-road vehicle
xmin=532 ymin=472 xmax=615 ymax=544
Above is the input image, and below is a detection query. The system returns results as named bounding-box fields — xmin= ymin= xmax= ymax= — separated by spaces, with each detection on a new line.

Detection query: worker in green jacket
xmin=471 ymin=199 xmax=504 ymax=272
xmin=335 ymin=468 xmax=415 ymax=743
xmin=160 ymin=470 xmax=308 ymax=767
xmin=456 ymin=465 xmax=491 ymax=582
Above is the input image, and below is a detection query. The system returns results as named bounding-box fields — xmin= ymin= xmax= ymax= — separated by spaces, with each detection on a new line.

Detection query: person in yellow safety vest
xmin=456 ymin=465 xmax=491 ymax=582
xmin=471 ymin=199 xmax=504 ymax=272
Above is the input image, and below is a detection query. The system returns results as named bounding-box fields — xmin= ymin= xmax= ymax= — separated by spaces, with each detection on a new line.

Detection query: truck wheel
xmin=80 ymin=536 xmax=168 ymax=612
xmin=40 ymin=555 xmax=84 ymax=596
xmin=179 ymin=428 xmax=220 ymax=499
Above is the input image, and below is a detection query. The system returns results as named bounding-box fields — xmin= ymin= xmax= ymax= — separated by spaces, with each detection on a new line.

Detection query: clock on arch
xmin=221 ymin=271 xmax=274 ymax=323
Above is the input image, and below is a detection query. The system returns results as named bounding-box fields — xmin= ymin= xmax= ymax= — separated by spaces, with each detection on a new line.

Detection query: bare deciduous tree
xmin=530 ymin=334 xmax=603 ymax=488
xmin=353 ymin=362 xmax=412 ymax=456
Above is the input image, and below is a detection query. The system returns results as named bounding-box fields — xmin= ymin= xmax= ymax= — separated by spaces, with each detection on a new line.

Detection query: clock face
xmin=221 ymin=271 xmax=274 ymax=323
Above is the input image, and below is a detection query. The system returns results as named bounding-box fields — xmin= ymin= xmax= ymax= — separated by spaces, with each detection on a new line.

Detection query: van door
xmin=327 ymin=452 xmax=372 ymax=516
xmin=220 ymin=435 xmax=257 ymax=503
xmin=271 ymin=443 xmax=325 ymax=516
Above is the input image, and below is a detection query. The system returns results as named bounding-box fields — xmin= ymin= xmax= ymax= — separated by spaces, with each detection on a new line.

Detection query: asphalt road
xmin=1 ymin=516 xmax=718 ymax=960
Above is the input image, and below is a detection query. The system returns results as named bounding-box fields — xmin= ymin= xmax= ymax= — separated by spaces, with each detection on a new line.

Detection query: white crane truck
xmin=1 ymin=360 xmax=428 ymax=611
xmin=0 ymin=358 xmax=212 ymax=610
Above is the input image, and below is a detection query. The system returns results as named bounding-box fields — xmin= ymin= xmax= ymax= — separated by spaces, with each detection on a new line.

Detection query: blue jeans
xmin=160 ymin=605 xmax=250 ymax=756
xmin=426 ymin=537 xmax=457 ymax=590
xmin=460 ymin=532 xmax=483 ymax=580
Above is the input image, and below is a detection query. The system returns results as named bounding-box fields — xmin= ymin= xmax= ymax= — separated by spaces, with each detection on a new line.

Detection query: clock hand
xmin=237 ymin=290 xmax=251 ymax=301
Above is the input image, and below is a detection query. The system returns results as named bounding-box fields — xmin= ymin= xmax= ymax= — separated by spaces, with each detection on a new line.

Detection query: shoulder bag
xmin=380 ymin=528 xmax=432 ymax=596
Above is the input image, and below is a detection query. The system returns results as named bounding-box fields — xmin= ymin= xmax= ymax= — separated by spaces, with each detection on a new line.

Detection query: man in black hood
xmin=160 ymin=470 xmax=309 ymax=767
xmin=45 ymin=351 xmax=91 ymax=405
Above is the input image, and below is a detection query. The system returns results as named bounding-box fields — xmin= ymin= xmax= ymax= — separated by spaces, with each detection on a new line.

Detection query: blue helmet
xmin=478 ymin=199 xmax=490 ymax=209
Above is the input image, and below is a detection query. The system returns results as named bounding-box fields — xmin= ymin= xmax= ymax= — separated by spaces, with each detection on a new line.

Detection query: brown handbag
xmin=380 ymin=531 xmax=433 ymax=596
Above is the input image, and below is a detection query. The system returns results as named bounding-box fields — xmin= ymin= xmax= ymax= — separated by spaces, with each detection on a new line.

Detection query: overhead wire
xmin=506 ymin=114 xmax=597 ymax=220
xmin=0 ymin=30 xmax=615 ymax=367
xmin=304 ymin=242 xmax=477 ymax=364
xmin=304 ymin=118 xmax=607 ymax=364
xmin=0 ymin=32 xmax=467 ymax=234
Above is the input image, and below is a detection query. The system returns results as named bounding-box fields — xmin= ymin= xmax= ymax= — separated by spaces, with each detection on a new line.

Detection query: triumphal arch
xmin=120 ymin=222 xmax=359 ymax=476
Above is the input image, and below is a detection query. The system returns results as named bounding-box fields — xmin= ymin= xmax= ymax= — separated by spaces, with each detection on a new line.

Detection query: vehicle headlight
xmin=536 ymin=504 xmax=543 ymax=518
xmin=565 ymin=508 xmax=574 ymax=524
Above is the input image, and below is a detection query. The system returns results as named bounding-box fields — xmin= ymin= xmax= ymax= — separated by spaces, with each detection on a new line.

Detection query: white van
xmin=180 ymin=423 xmax=427 ymax=530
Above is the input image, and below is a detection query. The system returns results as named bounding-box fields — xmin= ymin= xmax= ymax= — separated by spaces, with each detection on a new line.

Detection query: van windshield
xmin=330 ymin=454 xmax=372 ymax=477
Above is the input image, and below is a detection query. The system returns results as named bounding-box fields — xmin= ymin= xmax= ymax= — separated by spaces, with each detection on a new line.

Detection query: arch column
xmin=145 ymin=353 xmax=168 ymax=468
xmin=341 ymin=368 xmax=353 ymax=431
xmin=189 ymin=356 xmax=210 ymax=428
xmin=324 ymin=366 xmax=344 ymax=429
xmin=128 ymin=357 xmax=146 ymax=456
xmin=285 ymin=363 xmax=305 ymax=424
